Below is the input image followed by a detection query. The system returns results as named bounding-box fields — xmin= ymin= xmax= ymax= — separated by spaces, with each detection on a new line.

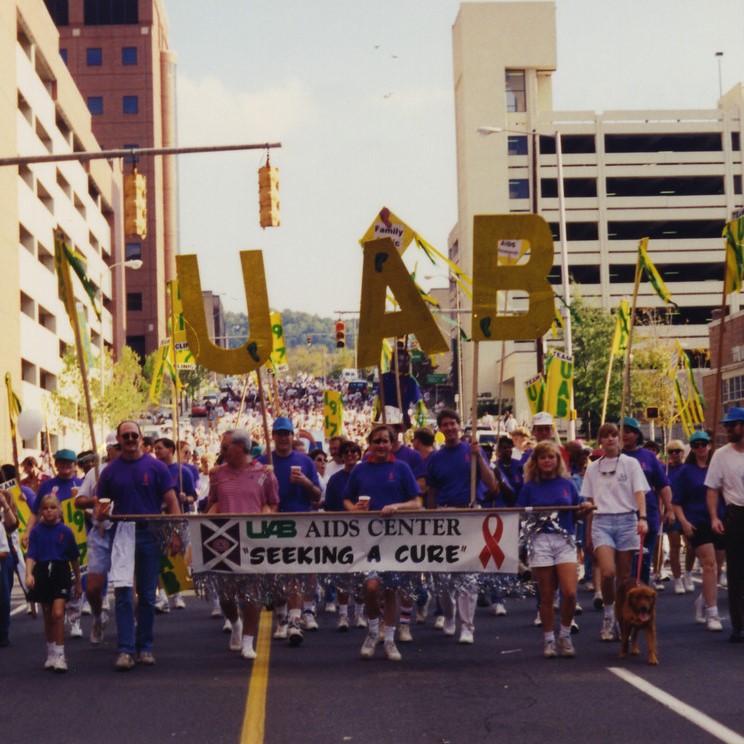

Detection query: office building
xmin=45 ymin=0 xmax=178 ymax=359
xmin=452 ymin=1 xmax=743 ymax=422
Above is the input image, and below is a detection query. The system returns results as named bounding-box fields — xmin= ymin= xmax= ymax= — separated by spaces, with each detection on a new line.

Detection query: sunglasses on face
xmin=667 ymin=449 xmax=683 ymax=454
xmin=120 ymin=432 xmax=140 ymax=441
xmin=314 ymin=457 xmax=327 ymax=462
xmin=690 ymin=441 xmax=709 ymax=449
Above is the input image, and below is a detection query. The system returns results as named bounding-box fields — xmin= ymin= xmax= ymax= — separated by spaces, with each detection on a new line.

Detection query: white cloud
xmin=176 ymin=74 xmax=317 ymax=144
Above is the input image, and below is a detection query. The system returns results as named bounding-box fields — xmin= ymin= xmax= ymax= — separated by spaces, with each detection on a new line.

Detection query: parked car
xmin=347 ymin=380 xmax=368 ymax=395
xmin=191 ymin=402 xmax=207 ymax=417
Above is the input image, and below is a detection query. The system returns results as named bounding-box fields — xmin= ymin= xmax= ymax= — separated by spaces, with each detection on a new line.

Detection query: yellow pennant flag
xmin=5 ymin=373 xmax=21 ymax=439
xmin=543 ymin=351 xmax=573 ymax=419
xmin=360 ymin=207 xmax=418 ymax=254
xmin=525 ymin=374 xmax=545 ymax=416
xmin=149 ymin=345 xmax=168 ymax=404
xmin=638 ymin=238 xmax=675 ymax=305
xmin=724 ymin=216 xmax=744 ymax=295
xmin=167 ymin=280 xmax=195 ymax=371
xmin=611 ymin=299 xmax=631 ymax=356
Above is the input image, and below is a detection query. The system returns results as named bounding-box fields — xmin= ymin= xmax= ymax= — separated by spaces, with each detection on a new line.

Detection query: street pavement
xmin=2 ymin=577 xmax=744 ymax=744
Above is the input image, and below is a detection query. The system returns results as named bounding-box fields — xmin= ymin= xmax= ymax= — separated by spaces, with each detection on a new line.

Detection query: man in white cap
xmin=522 ymin=412 xmax=569 ymax=467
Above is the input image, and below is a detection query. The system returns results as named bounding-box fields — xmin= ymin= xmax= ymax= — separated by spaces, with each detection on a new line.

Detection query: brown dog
xmin=615 ymin=578 xmax=658 ymax=665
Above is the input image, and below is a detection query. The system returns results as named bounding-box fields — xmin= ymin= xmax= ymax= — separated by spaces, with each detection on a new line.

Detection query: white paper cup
xmin=290 ymin=466 xmax=302 ymax=475
xmin=358 ymin=495 xmax=371 ymax=506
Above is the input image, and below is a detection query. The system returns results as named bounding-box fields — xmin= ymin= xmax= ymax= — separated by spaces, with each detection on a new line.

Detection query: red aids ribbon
xmin=479 ymin=514 xmax=505 ymax=569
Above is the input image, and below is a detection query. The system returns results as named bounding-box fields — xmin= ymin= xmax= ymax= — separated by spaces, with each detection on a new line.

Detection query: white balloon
xmin=16 ymin=409 xmax=44 ymax=441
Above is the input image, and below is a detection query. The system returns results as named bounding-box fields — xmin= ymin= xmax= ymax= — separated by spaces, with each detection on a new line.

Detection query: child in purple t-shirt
xmin=25 ymin=494 xmax=81 ymax=673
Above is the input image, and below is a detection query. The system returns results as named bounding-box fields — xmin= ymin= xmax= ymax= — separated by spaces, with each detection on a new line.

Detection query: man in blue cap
xmin=258 ymin=416 xmax=321 ymax=645
xmin=706 ymin=407 xmax=744 ymax=642
xmin=621 ymin=417 xmax=673 ymax=587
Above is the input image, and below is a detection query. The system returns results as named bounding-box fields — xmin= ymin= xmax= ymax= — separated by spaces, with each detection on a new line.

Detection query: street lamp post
xmin=98 ymin=258 xmax=143 ymax=443
xmin=477 ymin=125 xmax=575 ymax=438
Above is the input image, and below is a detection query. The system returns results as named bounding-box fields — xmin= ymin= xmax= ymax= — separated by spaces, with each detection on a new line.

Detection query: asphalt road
xmin=3 ymin=577 xmax=744 ymax=744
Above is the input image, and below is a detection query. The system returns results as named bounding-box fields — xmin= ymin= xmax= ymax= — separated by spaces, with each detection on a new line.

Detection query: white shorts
xmin=528 ymin=533 xmax=577 ymax=568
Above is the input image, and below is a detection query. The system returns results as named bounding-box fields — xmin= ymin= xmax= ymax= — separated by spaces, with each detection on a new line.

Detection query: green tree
xmin=49 ymin=347 xmax=148 ymax=447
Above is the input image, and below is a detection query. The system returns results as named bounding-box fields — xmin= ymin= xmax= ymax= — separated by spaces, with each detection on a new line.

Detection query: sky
xmin=167 ymin=0 xmax=744 ymax=318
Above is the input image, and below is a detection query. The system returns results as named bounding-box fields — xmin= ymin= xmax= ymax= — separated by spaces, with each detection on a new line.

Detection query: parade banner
xmin=1 ymin=478 xmax=31 ymax=540
xmin=323 ymin=390 xmax=343 ymax=439
xmin=270 ymin=312 xmax=289 ymax=372
xmin=189 ymin=511 xmax=520 ymax=575
xmin=543 ymin=351 xmax=573 ymax=419
xmin=61 ymin=498 xmax=88 ymax=566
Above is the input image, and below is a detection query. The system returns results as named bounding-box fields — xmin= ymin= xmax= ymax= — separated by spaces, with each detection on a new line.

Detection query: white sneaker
xmin=241 ymin=643 xmax=257 ymax=660
xmin=81 ymin=598 xmax=91 ymax=616
xmin=360 ymin=633 xmax=377 ymax=659
xmin=337 ymin=614 xmax=349 ymax=632
xmin=44 ymin=649 xmax=56 ymax=670
xmin=53 ymin=653 xmax=68 ymax=673
xmin=443 ymin=618 xmax=457 ymax=636
xmin=543 ymin=639 xmax=557 ymax=658
xmin=229 ymin=618 xmax=243 ymax=651
xmin=223 ymin=618 xmax=232 ymax=633
xmin=324 ymin=602 xmax=337 ymax=614
xmin=273 ymin=619 xmax=289 ymax=640
xmin=683 ymin=573 xmax=695 ymax=592
xmin=533 ymin=611 xmax=542 ymax=627
xmin=492 ymin=602 xmax=507 ymax=617
xmin=288 ymin=619 xmax=304 ymax=646
xmin=211 ymin=601 xmax=223 ymax=618
xmin=354 ymin=614 xmax=368 ymax=629
xmin=459 ymin=627 xmax=474 ymax=644
xmin=384 ymin=640 xmax=402 ymax=661
xmin=574 ymin=602 xmax=583 ymax=616
xmin=707 ymin=614 xmax=723 ymax=632
xmin=674 ymin=578 xmax=686 ymax=595
xmin=719 ymin=571 xmax=728 ymax=588
xmin=558 ymin=636 xmax=575 ymax=658
xmin=694 ymin=594 xmax=706 ymax=624
xmin=600 ymin=616 xmax=615 ymax=641
xmin=69 ymin=620 xmax=83 ymax=639
xmin=398 ymin=624 xmax=413 ymax=643
xmin=302 ymin=610 xmax=319 ymax=631
xmin=155 ymin=596 xmax=170 ymax=613
xmin=173 ymin=594 xmax=186 ymax=610
xmin=433 ymin=615 xmax=445 ymax=630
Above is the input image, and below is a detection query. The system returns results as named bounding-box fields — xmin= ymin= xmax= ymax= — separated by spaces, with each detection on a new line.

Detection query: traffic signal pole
xmin=0 ymin=141 xmax=281 ymax=167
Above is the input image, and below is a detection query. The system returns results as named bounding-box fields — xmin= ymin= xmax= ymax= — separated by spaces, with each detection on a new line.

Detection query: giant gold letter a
xmin=175 ymin=251 xmax=272 ymax=373
xmin=471 ymin=215 xmax=554 ymax=341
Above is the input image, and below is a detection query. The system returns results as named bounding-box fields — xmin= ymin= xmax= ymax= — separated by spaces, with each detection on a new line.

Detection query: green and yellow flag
xmin=323 ymin=390 xmax=344 ymax=439
xmin=611 ymin=299 xmax=631 ymax=356
xmin=525 ymin=374 xmax=545 ymax=416
xmin=724 ymin=216 xmax=744 ymax=295
xmin=54 ymin=234 xmax=101 ymax=324
xmin=269 ymin=312 xmax=289 ymax=372
xmin=638 ymin=237 xmax=674 ymax=305
xmin=5 ymin=372 xmax=21 ymax=439
xmin=543 ymin=351 xmax=573 ymax=419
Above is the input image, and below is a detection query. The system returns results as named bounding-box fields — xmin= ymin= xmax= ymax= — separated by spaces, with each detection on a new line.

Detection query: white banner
xmin=189 ymin=511 xmax=520 ymax=575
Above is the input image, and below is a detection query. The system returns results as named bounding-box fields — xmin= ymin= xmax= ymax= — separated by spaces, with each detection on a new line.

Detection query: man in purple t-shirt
xmin=97 ymin=420 xmax=179 ymax=671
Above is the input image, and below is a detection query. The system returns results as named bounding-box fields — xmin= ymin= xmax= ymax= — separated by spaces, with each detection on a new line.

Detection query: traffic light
xmin=335 ymin=321 xmax=346 ymax=348
xmin=124 ymin=170 xmax=147 ymax=238
xmin=258 ymin=162 xmax=280 ymax=228
xmin=306 ymin=335 xmax=312 ymax=347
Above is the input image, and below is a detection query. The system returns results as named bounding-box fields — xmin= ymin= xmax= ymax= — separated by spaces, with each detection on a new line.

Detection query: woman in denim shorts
xmin=581 ymin=423 xmax=649 ymax=641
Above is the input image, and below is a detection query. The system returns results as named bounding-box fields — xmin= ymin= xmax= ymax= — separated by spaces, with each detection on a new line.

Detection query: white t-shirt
xmin=580 ymin=454 xmax=649 ymax=514
xmin=705 ymin=443 xmax=744 ymax=506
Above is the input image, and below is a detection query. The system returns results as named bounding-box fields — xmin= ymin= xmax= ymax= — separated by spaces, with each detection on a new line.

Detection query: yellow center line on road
xmin=240 ymin=609 xmax=273 ymax=744
xmin=609 ymin=667 xmax=744 ymax=743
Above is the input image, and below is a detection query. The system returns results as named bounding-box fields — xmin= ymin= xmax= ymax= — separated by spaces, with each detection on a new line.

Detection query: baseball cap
xmin=532 ymin=411 xmax=553 ymax=427
xmin=689 ymin=431 xmax=711 ymax=444
xmin=721 ymin=407 xmax=744 ymax=424
xmin=54 ymin=448 xmax=77 ymax=462
xmin=105 ymin=431 xmax=118 ymax=448
xmin=621 ymin=416 xmax=641 ymax=432
xmin=272 ymin=416 xmax=294 ymax=433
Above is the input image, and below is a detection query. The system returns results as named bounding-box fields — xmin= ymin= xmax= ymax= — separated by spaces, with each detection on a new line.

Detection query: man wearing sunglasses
xmin=96 ymin=420 xmax=180 ymax=671
xmin=706 ymin=407 xmax=744 ymax=642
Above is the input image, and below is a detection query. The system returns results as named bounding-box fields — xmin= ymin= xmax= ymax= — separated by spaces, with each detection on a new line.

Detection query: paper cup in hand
xmin=358 ymin=495 xmax=371 ymax=508
xmin=98 ymin=498 xmax=112 ymax=514
xmin=290 ymin=466 xmax=302 ymax=475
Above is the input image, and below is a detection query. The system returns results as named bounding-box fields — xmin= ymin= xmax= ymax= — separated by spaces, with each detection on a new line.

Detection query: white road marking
xmin=609 ymin=667 xmax=744 ymax=744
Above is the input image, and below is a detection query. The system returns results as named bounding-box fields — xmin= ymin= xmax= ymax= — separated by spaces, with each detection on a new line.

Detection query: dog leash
xmin=635 ymin=533 xmax=644 ymax=585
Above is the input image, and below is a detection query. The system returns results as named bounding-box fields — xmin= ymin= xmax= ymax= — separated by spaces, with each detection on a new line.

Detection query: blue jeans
xmin=0 ymin=551 xmax=16 ymax=642
xmin=115 ymin=529 xmax=160 ymax=655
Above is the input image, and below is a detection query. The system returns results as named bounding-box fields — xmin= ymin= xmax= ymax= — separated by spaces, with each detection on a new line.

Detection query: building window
xmin=121 ymin=46 xmax=138 ymax=65
xmin=507 ymin=136 xmax=528 ymax=156
xmin=505 ymin=70 xmax=526 ymax=113
xmin=60 ymin=48 xmax=68 ymax=65
xmin=44 ymin=0 xmax=69 ymax=25
xmin=509 ymin=179 xmax=530 ymax=200
xmin=125 ymin=242 xmax=141 ymax=260
xmin=87 ymin=96 xmax=103 ymax=115
xmin=126 ymin=292 xmax=143 ymax=312
xmin=123 ymin=95 xmax=139 ymax=114
xmin=86 ymin=47 xmax=102 ymax=66
xmin=84 ymin=0 xmax=138 ymax=25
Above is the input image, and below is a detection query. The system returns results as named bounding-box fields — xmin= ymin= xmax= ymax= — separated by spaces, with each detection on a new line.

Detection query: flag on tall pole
xmin=638 ymin=237 xmax=675 ymax=306
xmin=54 ymin=235 xmax=101 ymax=323
xmin=611 ymin=299 xmax=631 ymax=356
xmin=724 ymin=216 xmax=744 ymax=294
xmin=4 ymin=372 xmax=21 ymax=439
